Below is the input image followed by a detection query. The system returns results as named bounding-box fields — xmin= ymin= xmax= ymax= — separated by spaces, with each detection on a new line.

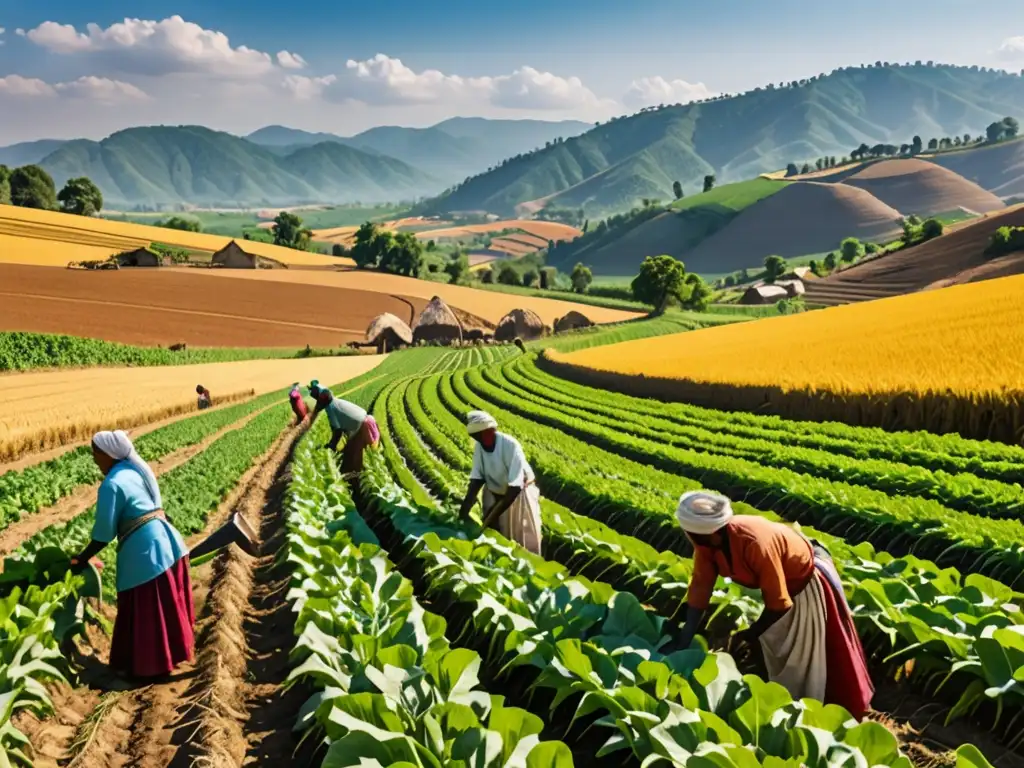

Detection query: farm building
xmin=212 ymin=241 xmax=285 ymax=269
xmin=740 ymin=284 xmax=790 ymax=305
xmin=494 ymin=308 xmax=545 ymax=342
xmin=553 ymin=310 xmax=594 ymax=334
xmin=413 ymin=295 xmax=463 ymax=345
xmin=365 ymin=312 xmax=413 ymax=354
xmin=115 ymin=247 xmax=162 ymax=267
xmin=781 ymin=266 xmax=816 ymax=281
xmin=775 ymin=279 xmax=806 ymax=297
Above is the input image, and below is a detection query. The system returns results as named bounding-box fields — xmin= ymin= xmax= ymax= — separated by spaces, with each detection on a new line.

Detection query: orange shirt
xmin=685 ymin=516 xmax=814 ymax=612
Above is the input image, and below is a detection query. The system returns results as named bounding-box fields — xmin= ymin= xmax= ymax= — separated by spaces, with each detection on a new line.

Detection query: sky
xmin=2 ymin=0 xmax=1024 ymax=144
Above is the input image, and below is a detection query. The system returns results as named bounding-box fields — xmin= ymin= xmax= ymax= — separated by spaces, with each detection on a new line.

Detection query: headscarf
xmin=308 ymin=380 xmax=321 ymax=396
xmin=317 ymin=387 xmax=333 ymax=404
xmin=466 ymin=410 xmax=498 ymax=435
xmin=676 ymin=490 xmax=733 ymax=536
xmin=92 ymin=430 xmax=163 ymax=508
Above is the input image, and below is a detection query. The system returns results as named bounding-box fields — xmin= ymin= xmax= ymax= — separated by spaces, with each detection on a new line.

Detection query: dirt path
xmin=0 ymin=403 xmax=277 ymax=559
xmin=17 ymin=420 xmax=304 ymax=768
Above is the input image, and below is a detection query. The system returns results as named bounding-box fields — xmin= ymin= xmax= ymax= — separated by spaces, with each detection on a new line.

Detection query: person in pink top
xmin=289 ymin=382 xmax=308 ymax=425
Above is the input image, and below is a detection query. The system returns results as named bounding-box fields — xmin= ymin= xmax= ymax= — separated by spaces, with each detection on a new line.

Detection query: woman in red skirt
xmin=71 ymin=430 xmax=194 ymax=680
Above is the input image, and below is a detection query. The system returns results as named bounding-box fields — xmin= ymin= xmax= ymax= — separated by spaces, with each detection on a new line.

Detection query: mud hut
xmin=365 ymin=312 xmax=413 ymax=354
xmin=494 ymin=308 xmax=545 ymax=342
xmin=553 ymin=310 xmax=594 ymax=334
xmin=115 ymin=247 xmax=162 ymax=267
xmin=412 ymin=295 xmax=463 ymax=345
xmin=740 ymin=285 xmax=789 ymax=305
xmin=212 ymin=241 xmax=285 ymax=269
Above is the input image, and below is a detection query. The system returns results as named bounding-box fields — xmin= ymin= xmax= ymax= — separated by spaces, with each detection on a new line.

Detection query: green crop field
xmin=0 ymin=318 xmax=1015 ymax=767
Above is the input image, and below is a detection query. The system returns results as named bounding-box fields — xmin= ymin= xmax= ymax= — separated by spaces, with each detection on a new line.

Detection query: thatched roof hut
xmin=413 ymin=296 xmax=463 ymax=345
xmin=365 ymin=312 xmax=413 ymax=353
xmin=740 ymin=285 xmax=789 ymax=305
xmin=494 ymin=308 xmax=545 ymax=342
xmin=212 ymin=241 xmax=285 ymax=269
xmin=115 ymin=247 xmax=162 ymax=267
xmin=553 ymin=310 xmax=594 ymax=334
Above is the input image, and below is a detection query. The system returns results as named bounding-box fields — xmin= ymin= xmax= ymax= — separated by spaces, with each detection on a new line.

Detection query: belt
xmin=117 ymin=509 xmax=166 ymax=552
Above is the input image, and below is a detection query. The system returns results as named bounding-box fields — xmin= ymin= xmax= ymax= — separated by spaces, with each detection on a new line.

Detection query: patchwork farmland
xmin=0 ymin=283 xmax=1019 ymax=767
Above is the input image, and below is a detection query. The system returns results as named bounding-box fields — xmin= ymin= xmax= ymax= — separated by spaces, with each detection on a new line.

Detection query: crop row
xmin=357 ymin=437 xmax=935 ymax=768
xmin=281 ymin=418 xmax=572 ymax=766
xmin=393 ymin=368 xmax=1024 ymax=732
xmin=460 ymin=363 xmax=1024 ymax=587
xmin=526 ymin=354 xmax=1024 ymax=477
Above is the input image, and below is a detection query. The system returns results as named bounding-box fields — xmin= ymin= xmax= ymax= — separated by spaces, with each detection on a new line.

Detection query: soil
xmin=15 ymin=418 xmax=305 ymax=767
xmin=0 ymin=263 xmax=428 ymax=348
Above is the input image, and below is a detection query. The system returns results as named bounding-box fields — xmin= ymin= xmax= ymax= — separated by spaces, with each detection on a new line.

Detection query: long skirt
xmin=109 ymin=556 xmax=195 ymax=678
xmin=341 ymin=417 xmax=380 ymax=474
xmin=759 ymin=557 xmax=874 ymax=719
xmin=482 ymin=485 xmax=543 ymax=554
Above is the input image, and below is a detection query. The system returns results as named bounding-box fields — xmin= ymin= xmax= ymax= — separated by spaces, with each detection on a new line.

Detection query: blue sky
xmin=2 ymin=0 xmax=1024 ymax=143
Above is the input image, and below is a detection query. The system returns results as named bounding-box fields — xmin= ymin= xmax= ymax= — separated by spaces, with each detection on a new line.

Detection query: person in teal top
xmin=71 ymin=430 xmax=196 ymax=680
xmin=308 ymin=380 xmax=380 ymax=473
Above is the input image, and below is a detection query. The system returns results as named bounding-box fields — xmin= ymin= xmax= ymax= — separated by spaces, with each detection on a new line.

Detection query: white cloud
xmin=996 ymin=36 xmax=1024 ymax=60
xmin=321 ymin=53 xmax=609 ymax=112
xmin=0 ymin=75 xmax=56 ymax=97
xmin=623 ymin=76 xmax=715 ymax=108
xmin=0 ymin=27 xmax=6 ymax=45
xmin=276 ymin=51 xmax=307 ymax=70
xmin=23 ymin=16 xmax=278 ymax=76
xmin=55 ymin=76 xmax=150 ymax=103
xmin=0 ymin=74 xmax=147 ymax=103
xmin=283 ymin=74 xmax=337 ymax=100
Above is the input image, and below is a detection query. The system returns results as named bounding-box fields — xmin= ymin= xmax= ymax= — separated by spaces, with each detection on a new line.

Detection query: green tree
xmin=921 ymin=218 xmax=944 ymax=240
xmin=158 ymin=216 xmax=201 ymax=232
xmin=680 ymin=273 xmax=712 ymax=311
xmin=10 ymin=165 xmax=57 ymax=210
xmin=570 ymin=262 xmax=593 ymax=294
xmin=911 ymin=135 xmax=923 ymax=154
xmin=823 ymin=252 xmax=837 ymax=272
xmin=57 ymin=176 xmax=103 ymax=216
xmin=331 ymin=243 xmax=346 ymax=257
xmin=497 ymin=263 xmax=520 ymax=285
xmin=703 ymin=174 xmax=716 ymax=193
xmin=522 ymin=268 xmax=539 ymax=287
xmin=785 ymin=163 xmax=799 ymax=177
xmin=840 ymin=237 xmax=864 ymax=263
xmin=986 ymin=121 xmax=1005 ymax=143
xmin=351 ymin=222 xmax=390 ymax=268
xmin=763 ymin=255 xmax=787 ymax=282
xmin=672 ymin=180 xmax=684 ymax=200
xmin=0 ymin=165 xmax=10 ymax=205
xmin=1003 ymin=117 xmax=1020 ymax=139
xmin=801 ymin=163 xmax=812 ymax=174
xmin=444 ymin=251 xmax=470 ymax=284
xmin=379 ymin=232 xmax=423 ymax=277
xmin=928 ymin=138 xmax=939 ymax=150
xmin=631 ymin=255 xmax=690 ymax=310
xmin=272 ymin=211 xmax=312 ymax=250
xmin=808 ymin=258 xmax=822 ymax=277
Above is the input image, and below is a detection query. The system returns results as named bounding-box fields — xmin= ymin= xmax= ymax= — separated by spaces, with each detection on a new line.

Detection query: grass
xmin=0 ymin=331 xmax=355 ymax=373
xmin=471 ymin=282 xmax=650 ymax=312
xmin=531 ymin=310 xmax=745 ymax=353
xmin=669 ymin=178 xmax=789 ymax=213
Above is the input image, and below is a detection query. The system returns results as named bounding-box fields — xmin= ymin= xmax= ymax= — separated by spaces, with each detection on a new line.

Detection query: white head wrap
xmin=676 ymin=490 xmax=733 ymax=535
xmin=92 ymin=430 xmax=163 ymax=508
xmin=466 ymin=410 xmax=498 ymax=435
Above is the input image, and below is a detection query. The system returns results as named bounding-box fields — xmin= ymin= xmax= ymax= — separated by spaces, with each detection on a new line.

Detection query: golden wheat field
xmin=0 ymin=204 xmax=352 ymax=267
xmin=555 ymin=275 xmax=1024 ymax=396
xmin=0 ymin=355 xmax=383 ymax=461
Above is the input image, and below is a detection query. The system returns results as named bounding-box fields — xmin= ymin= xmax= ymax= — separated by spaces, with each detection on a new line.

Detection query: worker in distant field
xmin=457 ymin=410 xmax=542 ymax=554
xmin=70 ymin=430 xmax=194 ymax=681
xmin=309 ymin=381 xmax=380 ymax=473
xmin=289 ymin=382 xmax=308 ymax=425
xmin=195 ymin=384 xmax=212 ymax=410
xmin=675 ymin=491 xmax=874 ymax=719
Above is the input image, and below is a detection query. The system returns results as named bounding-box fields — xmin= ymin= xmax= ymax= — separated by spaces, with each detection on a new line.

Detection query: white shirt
xmin=470 ymin=432 xmax=534 ymax=495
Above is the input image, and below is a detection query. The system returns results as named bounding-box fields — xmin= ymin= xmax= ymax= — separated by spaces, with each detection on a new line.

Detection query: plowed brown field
xmin=0 ymin=264 xmax=427 ymax=348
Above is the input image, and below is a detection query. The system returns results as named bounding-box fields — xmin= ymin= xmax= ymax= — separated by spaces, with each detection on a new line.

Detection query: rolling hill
xmin=929 ymin=138 xmax=1024 ymax=200
xmin=36 ymin=126 xmax=439 ymax=208
xmin=0 ymin=139 xmax=69 ymax=168
xmin=246 ymin=118 xmax=592 ymax=186
xmin=420 ymin=64 xmax=1024 ymax=217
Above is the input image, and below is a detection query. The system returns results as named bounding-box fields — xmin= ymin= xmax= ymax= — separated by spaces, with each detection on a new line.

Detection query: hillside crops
xmin=2 ymin=328 xmax=1017 ymax=766
xmin=547 ymin=275 xmax=1024 ymax=442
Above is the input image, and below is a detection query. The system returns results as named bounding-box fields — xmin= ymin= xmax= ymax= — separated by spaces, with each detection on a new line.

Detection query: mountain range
xmin=419 ymin=64 xmax=1024 ymax=217
xmin=0 ymin=118 xmax=591 ymax=210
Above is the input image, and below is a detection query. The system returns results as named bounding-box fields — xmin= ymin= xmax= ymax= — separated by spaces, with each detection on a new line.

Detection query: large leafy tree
xmin=379 ymin=231 xmax=424 ymax=277
xmin=763 ymin=255 xmax=787 ymax=282
xmin=570 ymin=262 xmax=593 ymax=294
xmin=57 ymin=177 xmax=104 ymax=216
xmin=10 ymin=165 xmax=57 ymax=210
xmin=272 ymin=211 xmax=312 ymax=250
xmin=352 ymin=222 xmax=388 ymax=268
xmin=631 ymin=255 xmax=691 ymax=310
xmin=680 ymin=273 xmax=712 ymax=311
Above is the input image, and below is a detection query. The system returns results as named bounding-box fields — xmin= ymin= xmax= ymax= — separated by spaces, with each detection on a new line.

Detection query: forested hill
xmin=418 ymin=63 xmax=1024 ymax=217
